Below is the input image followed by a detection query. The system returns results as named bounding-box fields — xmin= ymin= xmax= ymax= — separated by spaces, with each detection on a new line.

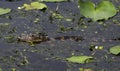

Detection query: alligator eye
xmin=17 ymin=36 xmax=21 ymax=40
xmin=17 ymin=36 xmax=20 ymax=39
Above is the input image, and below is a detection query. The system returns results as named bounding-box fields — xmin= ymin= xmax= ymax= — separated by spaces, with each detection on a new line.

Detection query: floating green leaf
xmin=110 ymin=45 xmax=120 ymax=55
xmin=51 ymin=11 xmax=72 ymax=21
xmin=0 ymin=8 xmax=11 ymax=15
xmin=38 ymin=0 xmax=67 ymax=2
xmin=52 ymin=12 xmax=64 ymax=19
xmin=79 ymin=68 xmax=93 ymax=71
xmin=78 ymin=0 xmax=117 ymax=21
xmin=66 ymin=56 xmax=93 ymax=64
xmin=21 ymin=2 xmax=47 ymax=10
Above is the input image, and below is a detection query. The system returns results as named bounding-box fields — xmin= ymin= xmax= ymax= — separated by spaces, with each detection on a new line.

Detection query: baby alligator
xmin=17 ymin=33 xmax=84 ymax=44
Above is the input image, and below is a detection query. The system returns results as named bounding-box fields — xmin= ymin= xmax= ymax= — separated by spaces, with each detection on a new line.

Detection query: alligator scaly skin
xmin=17 ymin=33 xmax=84 ymax=43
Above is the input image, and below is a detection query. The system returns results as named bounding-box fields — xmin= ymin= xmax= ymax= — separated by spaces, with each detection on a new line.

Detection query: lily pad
xmin=78 ymin=0 xmax=117 ymax=21
xmin=66 ymin=56 xmax=93 ymax=64
xmin=0 ymin=8 xmax=11 ymax=15
xmin=21 ymin=2 xmax=47 ymax=10
xmin=110 ymin=45 xmax=120 ymax=55
xmin=38 ymin=0 xmax=67 ymax=2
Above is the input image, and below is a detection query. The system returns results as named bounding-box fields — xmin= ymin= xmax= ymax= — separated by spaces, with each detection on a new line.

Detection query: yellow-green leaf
xmin=110 ymin=45 xmax=120 ymax=55
xmin=22 ymin=2 xmax=47 ymax=10
xmin=38 ymin=0 xmax=67 ymax=2
xmin=66 ymin=56 xmax=93 ymax=64
xmin=0 ymin=8 xmax=11 ymax=15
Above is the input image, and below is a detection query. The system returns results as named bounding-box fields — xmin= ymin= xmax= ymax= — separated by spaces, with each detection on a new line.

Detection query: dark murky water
xmin=0 ymin=0 xmax=120 ymax=71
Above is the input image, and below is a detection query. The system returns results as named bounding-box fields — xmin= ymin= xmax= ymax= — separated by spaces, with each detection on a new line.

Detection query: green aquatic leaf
xmin=52 ymin=12 xmax=64 ymax=19
xmin=110 ymin=45 xmax=120 ymax=55
xmin=79 ymin=68 xmax=93 ymax=71
xmin=78 ymin=0 xmax=117 ymax=21
xmin=66 ymin=56 xmax=93 ymax=64
xmin=22 ymin=2 xmax=47 ymax=10
xmin=0 ymin=8 xmax=11 ymax=15
xmin=38 ymin=0 xmax=67 ymax=2
xmin=51 ymin=11 xmax=72 ymax=21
